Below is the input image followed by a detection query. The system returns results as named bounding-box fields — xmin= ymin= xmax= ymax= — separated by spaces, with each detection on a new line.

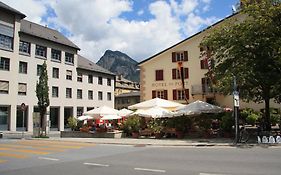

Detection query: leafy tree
xmin=36 ymin=61 xmax=50 ymax=135
xmin=201 ymin=0 xmax=281 ymax=131
xmin=67 ymin=116 xmax=77 ymax=131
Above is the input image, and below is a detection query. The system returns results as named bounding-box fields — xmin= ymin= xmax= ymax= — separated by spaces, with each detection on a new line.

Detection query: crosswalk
xmin=0 ymin=140 xmax=95 ymax=163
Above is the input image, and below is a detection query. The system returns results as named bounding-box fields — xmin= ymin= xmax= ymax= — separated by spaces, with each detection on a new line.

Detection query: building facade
xmin=139 ymin=13 xmax=280 ymax=111
xmin=0 ymin=2 xmax=115 ymax=132
xmin=115 ymin=75 xmax=140 ymax=109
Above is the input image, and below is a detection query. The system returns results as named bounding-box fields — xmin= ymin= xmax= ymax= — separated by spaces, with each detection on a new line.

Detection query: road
xmin=0 ymin=139 xmax=280 ymax=175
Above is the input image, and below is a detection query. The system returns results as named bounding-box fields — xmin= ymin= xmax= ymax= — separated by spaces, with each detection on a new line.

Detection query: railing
xmin=191 ymin=84 xmax=214 ymax=95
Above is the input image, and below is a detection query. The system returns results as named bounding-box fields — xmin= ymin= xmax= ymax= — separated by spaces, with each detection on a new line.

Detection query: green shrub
xmin=246 ymin=113 xmax=259 ymax=125
xmin=67 ymin=116 xmax=77 ymax=131
xmin=122 ymin=115 xmax=141 ymax=134
xmin=221 ymin=112 xmax=234 ymax=132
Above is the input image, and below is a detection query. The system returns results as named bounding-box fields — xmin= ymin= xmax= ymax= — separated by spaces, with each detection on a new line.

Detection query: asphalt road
xmin=0 ymin=140 xmax=281 ymax=175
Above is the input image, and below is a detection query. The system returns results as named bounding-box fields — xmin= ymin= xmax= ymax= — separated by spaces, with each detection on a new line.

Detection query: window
xmin=0 ymin=23 xmax=13 ymax=50
xmin=88 ymin=90 xmax=93 ymax=100
xmin=19 ymin=61 xmax=28 ymax=74
xmin=98 ymin=91 xmax=103 ymax=100
xmin=77 ymin=72 xmax=82 ymax=82
xmin=107 ymin=92 xmax=112 ymax=101
xmin=88 ymin=74 xmax=93 ymax=83
xmin=66 ymin=70 xmax=72 ymax=80
xmin=52 ymin=86 xmax=59 ymax=97
xmin=77 ymin=107 xmax=83 ymax=116
xmin=107 ymin=78 xmax=111 ymax=86
xmin=155 ymin=70 xmax=163 ymax=81
xmin=172 ymin=68 xmax=189 ymax=79
xmin=51 ymin=49 xmax=61 ymax=62
xmin=65 ymin=52 xmax=74 ymax=64
xmin=77 ymin=89 xmax=82 ymax=99
xmin=66 ymin=88 xmax=72 ymax=98
xmin=200 ymin=59 xmax=208 ymax=69
xmin=18 ymin=83 xmax=27 ymax=95
xmin=37 ymin=65 xmax=42 ymax=76
xmin=173 ymin=89 xmax=189 ymax=100
xmin=98 ymin=77 xmax=103 ymax=85
xmin=152 ymin=90 xmax=168 ymax=100
xmin=19 ymin=41 xmax=30 ymax=54
xmin=172 ymin=51 xmax=188 ymax=62
xmin=0 ymin=80 xmax=9 ymax=94
xmin=52 ymin=67 xmax=59 ymax=79
xmin=0 ymin=57 xmax=10 ymax=71
xmin=35 ymin=45 xmax=47 ymax=58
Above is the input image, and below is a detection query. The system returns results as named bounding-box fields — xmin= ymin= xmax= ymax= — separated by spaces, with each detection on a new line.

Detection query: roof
xmin=20 ymin=20 xmax=80 ymax=50
xmin=0 ymin=1 xmax=26 ymax=19
xmin=139 ymin=13 xmax=238 ymax=65
xmin=77 ymin=55 xmax=115 ymax=76
xmin=116 ymin=91 xmax=140 ymax=98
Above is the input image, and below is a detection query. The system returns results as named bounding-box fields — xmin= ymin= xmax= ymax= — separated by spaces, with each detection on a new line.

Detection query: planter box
xmin=61 ymin=131 xmax=124 ymax=139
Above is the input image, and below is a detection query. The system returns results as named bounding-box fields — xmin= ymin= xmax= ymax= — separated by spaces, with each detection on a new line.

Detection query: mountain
xmin=96 ymin=50 xmax=140 ymax=82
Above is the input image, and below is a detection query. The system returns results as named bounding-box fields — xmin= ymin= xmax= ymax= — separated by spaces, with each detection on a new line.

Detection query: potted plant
xmin=67 ymin=116 xmax=77 ymax=131
xmin=149 ymin=119 xmax=164 ymax=139
xmin=123 ymin=115 xmax=141 ymax=138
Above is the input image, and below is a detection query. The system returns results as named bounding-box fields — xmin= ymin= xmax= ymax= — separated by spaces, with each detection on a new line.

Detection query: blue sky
xmin=3 ymin=0 xmax=239 ymax=62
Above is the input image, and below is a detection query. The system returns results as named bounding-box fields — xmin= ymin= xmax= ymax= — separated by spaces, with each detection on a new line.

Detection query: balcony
xmin=191 ymin=84 xmax=215 ymax=95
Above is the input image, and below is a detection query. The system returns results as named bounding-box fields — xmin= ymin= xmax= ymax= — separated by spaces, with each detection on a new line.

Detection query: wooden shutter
xmin=164 ymin=90 xmax=168 ymax=100
xmin=172 ymin=52 xmax=176 ymax=62
xmin=173 ymin=89 xmax=177 ymax=100
xmin=201 ymin=78 xmax=206 ymax=93
xmin=152 ymin=90 xmax=156 ymax=98
xmin=184 ymin=68 xmax=189 ymax=79
xmin=200 ymin=60 xmax=204 ymax=69
xmin=184 ymin=51 xmax=188 ymax=61
xmin=185 ymin=89 xmax=189 ymax=100
xmin=172 ymin=69 xmax=176 ymax=79
xmin=156 ymin=70 xmax=163 ymax=81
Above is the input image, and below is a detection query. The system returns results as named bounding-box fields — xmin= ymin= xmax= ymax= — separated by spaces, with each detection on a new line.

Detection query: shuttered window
xmin=172 ymin=51 xmax=188 ymax=62
xmin=200 ymin=59 xmax=208 ymax=69
xmin=0 ymin=80 xmax=9 ymax=94
xmin=18 ymin=83 xmax=27 ymax=95
xmin=155 ymin=70 xmax=163 ymax=81
xmin=152 ymin=90 xmax=167 ymax=100
xmin=172 ymin=68 xmax=189 ymax=79
xmin=173 ymin=89 xmax=189 ymax=100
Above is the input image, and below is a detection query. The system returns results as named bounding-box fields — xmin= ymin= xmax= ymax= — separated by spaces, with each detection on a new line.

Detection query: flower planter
xmin=132 ymin=132 xmax=139 ymax=138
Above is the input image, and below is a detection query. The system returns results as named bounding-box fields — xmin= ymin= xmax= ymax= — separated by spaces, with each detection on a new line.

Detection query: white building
xmin=0 ymin=2 xmax=115 ymax=132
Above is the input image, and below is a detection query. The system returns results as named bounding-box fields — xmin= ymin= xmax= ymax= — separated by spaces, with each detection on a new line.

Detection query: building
xmin=115 ymin=75 xmax=140 ymax=109
xmin=138 ymin=12 xmax=280 ymax=111
xmin=0 ymin=2 xmax=115 ymax=132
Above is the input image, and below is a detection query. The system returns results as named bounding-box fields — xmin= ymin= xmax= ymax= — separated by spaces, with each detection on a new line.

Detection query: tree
xmin=201 ymin=0 xmax=281 ymax=131
xmin=36 ymin=61 xmax=50 ymax=136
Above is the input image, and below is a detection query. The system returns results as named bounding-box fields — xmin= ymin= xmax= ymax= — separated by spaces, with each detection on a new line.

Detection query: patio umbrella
xmin=131 ymin=106 xmax=175 ymax=118
xmin=175 ymin=100 xmax=223 ymax=116
xmin=84 ymin=106 xmax=119 ymax=118
xmin=101 ymin=114 xmax=122 ymax=120
xmin=128 ymin=97 xmax=184 ymax=110
xmin=118 ymin=108 xmax=133 ymax=117
xmin=77 ymin=115 xmax=93 ymax=121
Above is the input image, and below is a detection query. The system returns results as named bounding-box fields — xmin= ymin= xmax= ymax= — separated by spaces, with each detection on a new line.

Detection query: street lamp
xmin=233 ymin=76 xmax=240 ymax=144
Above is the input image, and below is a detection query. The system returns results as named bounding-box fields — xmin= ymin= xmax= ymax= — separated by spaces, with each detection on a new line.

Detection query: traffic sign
xmin=233 ymin=91 xmax=239 ymax=107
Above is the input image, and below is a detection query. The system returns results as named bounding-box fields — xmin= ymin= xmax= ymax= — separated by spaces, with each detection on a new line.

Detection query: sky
xmin=3 ymin=0 xmax=239 ymax=62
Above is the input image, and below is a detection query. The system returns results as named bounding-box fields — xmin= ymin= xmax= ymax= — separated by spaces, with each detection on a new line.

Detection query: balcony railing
xmin=191 ymin=84 xmax=215 ymax=95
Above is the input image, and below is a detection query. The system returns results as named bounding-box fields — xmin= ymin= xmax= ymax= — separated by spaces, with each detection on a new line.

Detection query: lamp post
xmin=233 ymin=76 xmax=240 ymax=144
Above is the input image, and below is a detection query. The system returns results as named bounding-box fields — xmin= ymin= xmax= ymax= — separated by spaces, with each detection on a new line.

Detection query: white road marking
xmin=134 ymin=167 xmax=166 ymax=173
xmin=38 ymin=157 xmax=59 ymax=161
xmin=199 ymin=173 xmax=229 ymax=175
xmin=83 ymin=162 xmax=109 ymax=167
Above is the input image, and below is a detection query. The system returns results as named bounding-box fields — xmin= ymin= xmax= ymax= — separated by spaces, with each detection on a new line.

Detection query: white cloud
xmin=1 ymin=0 xmax=220 ymax=62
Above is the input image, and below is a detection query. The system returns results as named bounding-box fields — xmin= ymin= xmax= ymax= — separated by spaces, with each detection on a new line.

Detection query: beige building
xmin=0 ymin=2 xmax=115 ymax=132
xmin=139 ymin=13 xmax=280 ymax=111
xmin=115 ymin=75 xmax=140 ymax=109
